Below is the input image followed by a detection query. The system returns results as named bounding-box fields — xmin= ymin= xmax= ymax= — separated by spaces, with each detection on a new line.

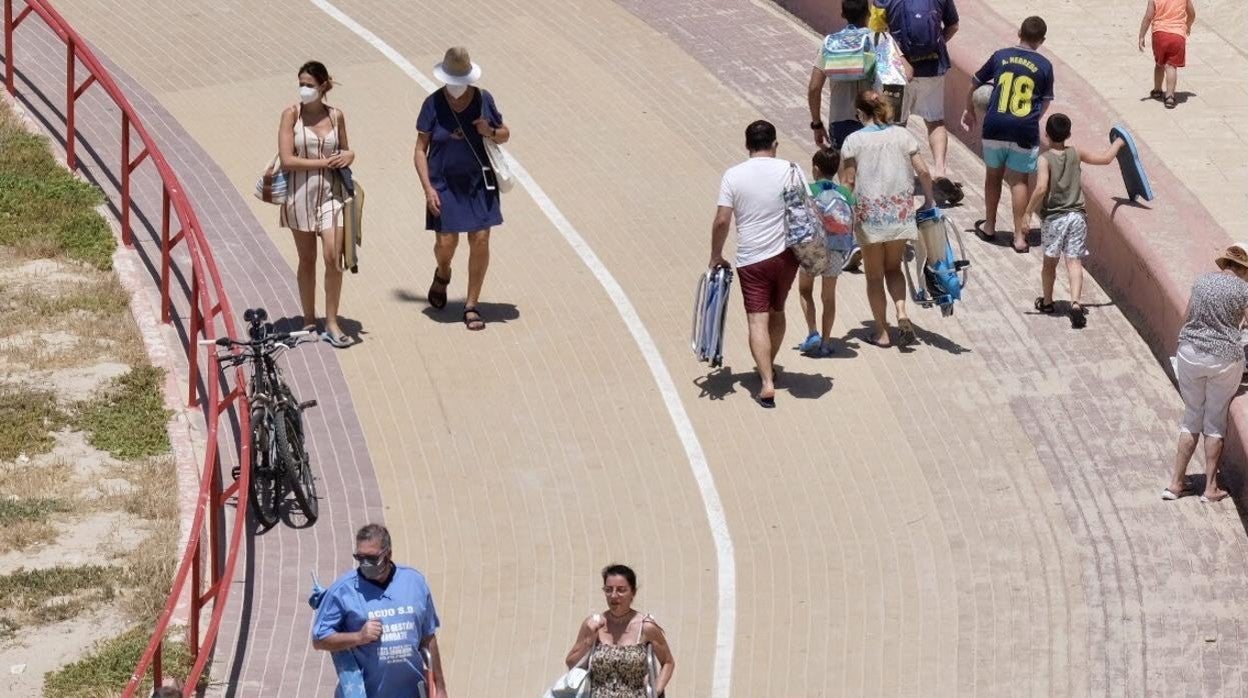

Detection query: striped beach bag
xmin=820 ymin=26 xmax=876 ymax=81
xmin=253 ymin=154 xmax=288 ymax=205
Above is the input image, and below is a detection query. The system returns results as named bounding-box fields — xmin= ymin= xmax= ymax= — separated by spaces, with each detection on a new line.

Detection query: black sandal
xmin=1164 ymin=95 xmax=1177 ymax=109
xmin=1148 ymin=89 xmax=1164 ymax=101
xmin=1070 ymin=303 xmax=1087 ymax=329
xmin=973 ymin=220 xmax=995 ymax=243
xmin=462 ymin=307 xmax=486 ymax=331
xmin=1034 ymin=297 xmax=1055 ymax=314
xmin=428 ymin=269 xmax=451 ymax=309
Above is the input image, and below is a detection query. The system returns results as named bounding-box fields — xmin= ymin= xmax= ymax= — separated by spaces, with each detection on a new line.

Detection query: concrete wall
xmin=776 ymin=0 xmax=1248 ymax=490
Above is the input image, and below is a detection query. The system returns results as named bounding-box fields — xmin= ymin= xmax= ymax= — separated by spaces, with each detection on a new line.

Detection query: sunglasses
xmin=352 ymin=551 xmax=388 ymax=565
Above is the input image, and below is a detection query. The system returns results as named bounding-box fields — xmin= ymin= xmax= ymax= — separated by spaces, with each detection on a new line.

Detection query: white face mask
xmin=445 ymin=83 xmax=468 ymax=99
xmin=298 ymin=86 xmax=320 ymax=104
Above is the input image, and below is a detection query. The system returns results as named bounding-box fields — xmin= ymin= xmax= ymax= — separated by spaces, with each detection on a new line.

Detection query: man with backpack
xmin=870 ymin=0 xmax=962 ymax=206
xmin=808 ymin=0 xmax=874 ymax=149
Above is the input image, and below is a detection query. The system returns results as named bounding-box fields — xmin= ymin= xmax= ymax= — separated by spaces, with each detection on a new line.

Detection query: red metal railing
xmin=4 ymin=1 xmax=251 ymax=694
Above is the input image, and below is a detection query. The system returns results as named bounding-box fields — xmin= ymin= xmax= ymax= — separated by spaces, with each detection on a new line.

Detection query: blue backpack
xmin=889 ymin=0 xmax=943 ymax=59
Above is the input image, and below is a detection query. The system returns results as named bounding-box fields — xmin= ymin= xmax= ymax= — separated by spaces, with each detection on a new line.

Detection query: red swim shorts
xmin=1152 ymin=31 xmax=1186 ymax=68
xmin=737 ymin=249 xmax=799 ymax=313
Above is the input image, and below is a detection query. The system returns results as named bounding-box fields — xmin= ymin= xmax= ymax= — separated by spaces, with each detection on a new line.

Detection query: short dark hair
xmin=602 ymin=564 xmax=637 ymax=591
xmin=745 ymin=120 xmax=777 ymax=153
xmin=1019 ymin=16 xmax=1047 ymax=44
xmin=812 ymin=146 xmax=841 ymax=178
xmin=1045 ymin=113 xmax=1072 ymax=142
xmin=841 ymin=0 xmax=869 ymax=25
xmin=356 ymin=523 xmax=391 ymax=551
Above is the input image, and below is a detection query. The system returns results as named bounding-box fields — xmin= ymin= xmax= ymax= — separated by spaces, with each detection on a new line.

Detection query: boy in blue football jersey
xmin=960 ymin=16 xmax=1054 ymax=254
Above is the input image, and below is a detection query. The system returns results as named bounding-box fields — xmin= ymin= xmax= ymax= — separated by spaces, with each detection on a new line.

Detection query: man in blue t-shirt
xmin=870 ymin=0 xmax=960 ymax=203
xmin=312 ymin=524 xmax=448 ymax=698
xmin=960 ymin=16 xmax=1054 ymax=254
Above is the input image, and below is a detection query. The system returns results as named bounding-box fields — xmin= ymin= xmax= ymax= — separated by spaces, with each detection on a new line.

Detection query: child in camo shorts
xmin=1023 ymin=113 xmax=1125 ymax=329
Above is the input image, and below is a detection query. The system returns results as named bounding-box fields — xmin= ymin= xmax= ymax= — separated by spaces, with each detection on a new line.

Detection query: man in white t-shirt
xmin=709 ymin=120 xmax=800 ymax=409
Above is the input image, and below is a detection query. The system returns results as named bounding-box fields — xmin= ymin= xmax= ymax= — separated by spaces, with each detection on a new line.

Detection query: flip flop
xmin=973 ymin=220 xmax=995 ymax=244
xmin=933 ymin=177 xmax=964 ymax=207
xmin=321 ymin=330 xmax=353 ymax=348
xmin=1200 ymin=492 xmax=1230 ymax=503
xmin=756 ymin=395 xmax=776 ymax=409
xmin=897 ymin=318 xmax=916 ymax=346
xmin=1161 ymin=488 xmax=1186 ymax=500
xmin=428 ymin=269 xmax=451 ymax=309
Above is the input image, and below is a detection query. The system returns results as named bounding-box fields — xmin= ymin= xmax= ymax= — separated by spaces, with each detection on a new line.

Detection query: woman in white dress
xmin=278 ymin=60 xmax=354 ymax=347
xmin=839 ymin=90 xmax=935 ymax=347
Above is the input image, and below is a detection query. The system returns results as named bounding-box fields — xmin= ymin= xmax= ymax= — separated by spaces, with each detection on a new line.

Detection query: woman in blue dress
xmin=414 ymin=47 xmax=510 ymax=331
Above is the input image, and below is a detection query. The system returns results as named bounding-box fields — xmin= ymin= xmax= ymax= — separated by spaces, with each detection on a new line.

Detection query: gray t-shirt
xmin=1177 ymin=272 xmax=1248 ymax=360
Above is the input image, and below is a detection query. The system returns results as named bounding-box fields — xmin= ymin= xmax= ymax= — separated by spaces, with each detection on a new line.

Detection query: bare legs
xmin=433 ymin=229 xmax=491 ymax=328
xmin=747 ymin=310 xmax=786 ymax=401
xmin=926 ymin=120 xmax=948 ymax=179
xmin=292 ymin=231 xmax=318 ymax=327
xmin=983 ymin=165 xmax=1004 ymax=236
xmin=1169 ymin=432 xmax=1229 ymax=500
xmin=861 ymin=240 xmax=910 ymax=346
xmin=1154 ymin=64 xmax=1178 ymax=97
xmin=291 ymin=228 xmax=344 ymax=334
xmin=1005 ymin=169 xmax=1030 ymax=252
xmin=797 ymin=273 xmax=838 ymax=341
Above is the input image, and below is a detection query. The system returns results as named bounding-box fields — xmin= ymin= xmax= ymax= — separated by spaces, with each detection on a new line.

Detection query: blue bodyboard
xmin=1110 ymin=125 xmax=1154 ymax=202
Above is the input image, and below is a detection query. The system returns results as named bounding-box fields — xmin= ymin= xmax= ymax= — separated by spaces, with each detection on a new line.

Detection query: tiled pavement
xmin=9 ymin=0 xmax=1248 ymax=695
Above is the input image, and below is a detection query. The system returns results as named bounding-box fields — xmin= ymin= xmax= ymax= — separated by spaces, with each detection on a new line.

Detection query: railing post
xmin=64 ymin=37 xmax=75 ymax=170
xmin=187 ymin=272 xmax=201 ymax=408
xmin=152 ymin=641 xmax=163 ymax=693
xmin=210 ymin=454 xmax=223 ymax=586
xmin=190 ymin=541 xmax=201 ymax=662
xmin=160 ymin=188 xmax=171 ymax=322
xmin=121 ymin=112 xmax=132 ymax=246
xmin=4 ymin=0 xmax=14 ymax=94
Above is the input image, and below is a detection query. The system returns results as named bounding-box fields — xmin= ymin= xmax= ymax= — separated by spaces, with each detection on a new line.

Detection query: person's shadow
xmin=270 ymin=314 xmax=369 ymax=346
xmin=846 ymin=321 xmax=970 ymax=355
xmin=693 ymin=364 xmax=833 ymax=401
xmin=393 ymin=289 xmax=520 ymax=325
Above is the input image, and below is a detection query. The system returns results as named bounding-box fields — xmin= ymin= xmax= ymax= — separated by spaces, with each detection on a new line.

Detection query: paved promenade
xmin=8 ymin=0 xmax=1248 ymax=695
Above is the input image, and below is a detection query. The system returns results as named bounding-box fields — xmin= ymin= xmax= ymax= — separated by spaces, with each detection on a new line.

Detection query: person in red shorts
xmin=710 ymin=120 xmax=800 ymax=408
xmin=1138 ymin=0 xmax=1196 ymax=109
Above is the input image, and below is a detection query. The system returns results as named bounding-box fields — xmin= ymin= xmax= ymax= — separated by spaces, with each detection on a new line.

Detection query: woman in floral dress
xmin=839 ymin=90 xmax=935 ymax=347
xmin=563 ymin=565 xmax=675 ymax=696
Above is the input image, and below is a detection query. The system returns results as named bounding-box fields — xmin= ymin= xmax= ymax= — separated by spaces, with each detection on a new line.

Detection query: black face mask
xmin=357 ymin=557 xmax=390 ymax=582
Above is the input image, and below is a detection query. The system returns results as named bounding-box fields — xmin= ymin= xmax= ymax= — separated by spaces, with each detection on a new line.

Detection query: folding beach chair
xmin=691 ymin=266 xmax=733 ymax=367
xmin=338 ymin=179 xmax=365 ymax=274
xmin=904 ymin=208 xmax=970 ymax=317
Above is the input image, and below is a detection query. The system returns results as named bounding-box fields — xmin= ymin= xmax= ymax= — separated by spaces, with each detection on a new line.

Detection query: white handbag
xmin=483 ymin=139 xmax=516 ymax=193
xmin=545 ymin=665 xmax=589 ymax=698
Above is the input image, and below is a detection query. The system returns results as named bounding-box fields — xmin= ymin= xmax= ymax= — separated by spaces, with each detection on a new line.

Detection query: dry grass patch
xmin=113 ymin=456 xmax=178 ymax=522
xmin=0 ymin=385 xmax=68 ymax=460
xmin=0 ymin=564 xmax=119 ymax=638
xmin=0 ymin=100 xmax=115 ymax=270
xmin=77 ymin=365 xmax=172 ymax=459
xmin=42 ymin=624 xmax=196 ymax=698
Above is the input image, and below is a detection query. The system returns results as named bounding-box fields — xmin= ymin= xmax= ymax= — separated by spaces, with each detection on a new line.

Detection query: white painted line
xmin=309 ymin=1 xmax=737 ymax=694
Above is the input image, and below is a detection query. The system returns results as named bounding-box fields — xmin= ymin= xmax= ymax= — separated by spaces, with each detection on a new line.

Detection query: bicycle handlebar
xmin=196 ymin=330 xmax=312 ymax=347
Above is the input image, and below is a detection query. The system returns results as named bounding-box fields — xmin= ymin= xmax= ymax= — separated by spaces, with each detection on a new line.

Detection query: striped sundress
xmin=279 ymin=104 xmax=344 ymax=234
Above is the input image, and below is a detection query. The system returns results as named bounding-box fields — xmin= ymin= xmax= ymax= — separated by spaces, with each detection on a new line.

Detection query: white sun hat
xmin=432 ymin=46 xmax=481 ymax=86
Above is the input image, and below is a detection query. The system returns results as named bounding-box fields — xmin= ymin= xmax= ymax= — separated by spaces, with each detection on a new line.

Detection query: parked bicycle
xmin=200 ymin=307 xmax=319 ymax=529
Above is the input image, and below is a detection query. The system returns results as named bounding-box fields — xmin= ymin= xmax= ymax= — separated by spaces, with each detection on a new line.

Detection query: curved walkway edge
xmin=1 ymin=17 xmax=383 ymax=694
xmin=776 ymin=0 xmax=1248 ymax=505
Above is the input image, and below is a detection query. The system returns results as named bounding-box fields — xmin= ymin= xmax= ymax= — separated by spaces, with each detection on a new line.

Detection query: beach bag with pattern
xmin=783 ymin=163 xmax=832 ymax=276
xmin=821 ymin=26 xmax=876 ymax=81
xmin=254 ymin=154 xmax=288 ymax=205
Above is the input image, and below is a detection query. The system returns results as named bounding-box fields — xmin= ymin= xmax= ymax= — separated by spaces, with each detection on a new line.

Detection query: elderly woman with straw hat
xmin=414 ymin=47 xmax=510 ymax=331
xmin=1163 ymin=243 xmax=1248 ymax=503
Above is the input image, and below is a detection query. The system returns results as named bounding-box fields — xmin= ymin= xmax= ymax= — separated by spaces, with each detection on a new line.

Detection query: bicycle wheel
xmin=274 ymin=405 xmax=318 ymax=524
xmin=248 ymin=408 xmax=282 ymax=529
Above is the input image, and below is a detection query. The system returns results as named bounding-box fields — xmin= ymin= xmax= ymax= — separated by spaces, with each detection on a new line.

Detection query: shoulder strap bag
xmin=446 ymin=90 xmax=515 ymax=194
